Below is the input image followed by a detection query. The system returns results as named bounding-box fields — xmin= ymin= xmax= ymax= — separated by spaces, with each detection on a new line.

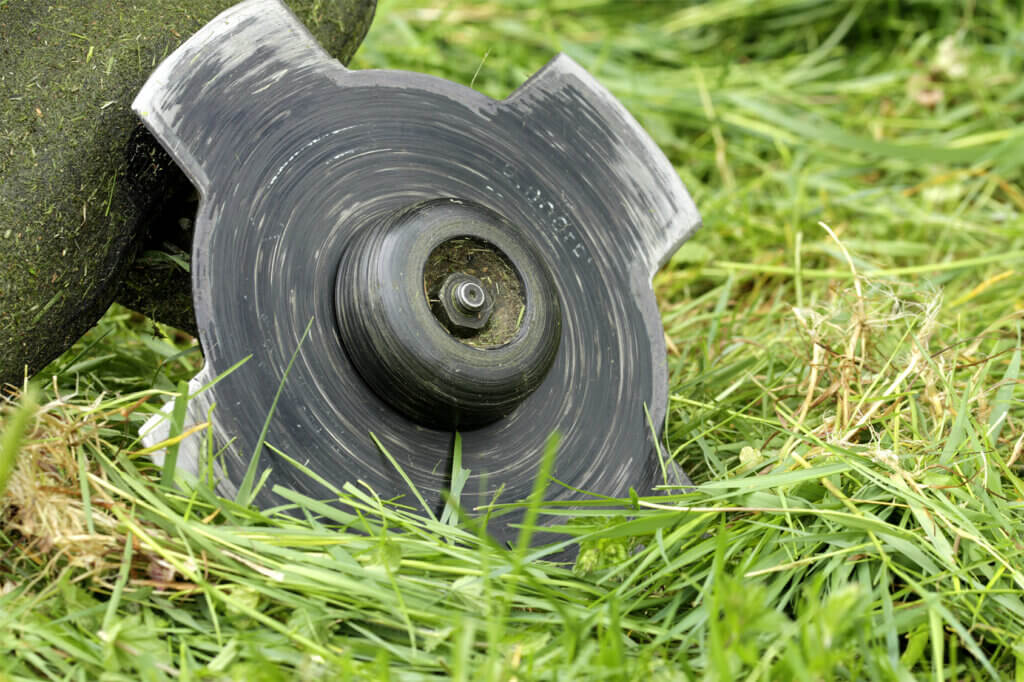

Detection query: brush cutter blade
xmin=135 ymin=0 xmax=700 ymax=545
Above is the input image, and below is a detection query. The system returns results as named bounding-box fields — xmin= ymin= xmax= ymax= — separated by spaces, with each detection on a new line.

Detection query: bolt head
xmin=438 ymin=273 xmax=492 ymax=333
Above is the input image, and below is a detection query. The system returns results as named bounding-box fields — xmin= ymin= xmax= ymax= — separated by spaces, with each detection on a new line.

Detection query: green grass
xmin=3 ymin=0 xmax=1024 ymax=679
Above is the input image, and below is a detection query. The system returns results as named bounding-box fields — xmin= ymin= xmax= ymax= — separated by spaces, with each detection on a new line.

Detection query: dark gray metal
xmin=134 ymin=0 xmax=701 ymax=545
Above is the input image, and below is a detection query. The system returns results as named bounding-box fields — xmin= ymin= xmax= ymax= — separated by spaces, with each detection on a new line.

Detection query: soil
xmin=422 ymin=237 xmax=526 ymax=349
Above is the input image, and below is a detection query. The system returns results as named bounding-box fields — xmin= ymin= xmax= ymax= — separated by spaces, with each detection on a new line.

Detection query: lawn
xmin=2 ymin=0 xmax=1024 ymax=679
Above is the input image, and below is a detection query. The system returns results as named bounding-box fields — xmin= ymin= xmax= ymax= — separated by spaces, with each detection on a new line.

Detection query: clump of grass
xmin=0 ymin=388 xmax=176 ymax=579
xmin=5 ymin=255 xmax=1021 ymax=680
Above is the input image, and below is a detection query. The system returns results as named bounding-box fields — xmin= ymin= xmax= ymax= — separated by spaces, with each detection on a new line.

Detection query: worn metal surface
xmin=136 ymin=0 xmax=701 ymax=544
xmin=0 ymin=0 xmax=375 ymax=387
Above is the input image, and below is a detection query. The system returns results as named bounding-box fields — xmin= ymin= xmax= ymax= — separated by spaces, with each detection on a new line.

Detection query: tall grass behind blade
xmin=43 ymin=305 xmax=201 ymax=397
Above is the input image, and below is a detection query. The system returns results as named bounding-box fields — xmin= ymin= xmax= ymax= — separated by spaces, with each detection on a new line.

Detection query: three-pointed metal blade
xmin=135 ymin=0 xmax=700 ymax=544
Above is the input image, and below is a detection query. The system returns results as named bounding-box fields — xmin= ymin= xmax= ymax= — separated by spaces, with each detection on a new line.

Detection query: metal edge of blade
xmin=133 ymin=0 xmax=341 ymax=496
xmin=512 ymin=54 xmax=701 ymax=493
xmin=131 ymin=0 xmax=338 ymax=196
xmin=506 ymin=53 xmax=703 ymax=280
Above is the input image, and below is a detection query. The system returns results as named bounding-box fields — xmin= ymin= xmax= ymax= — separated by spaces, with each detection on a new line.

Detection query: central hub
xmin=335 ymin=198 xmax=562 ymax=430
xmin=424 ymin=236 xmax=524 ymax=345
